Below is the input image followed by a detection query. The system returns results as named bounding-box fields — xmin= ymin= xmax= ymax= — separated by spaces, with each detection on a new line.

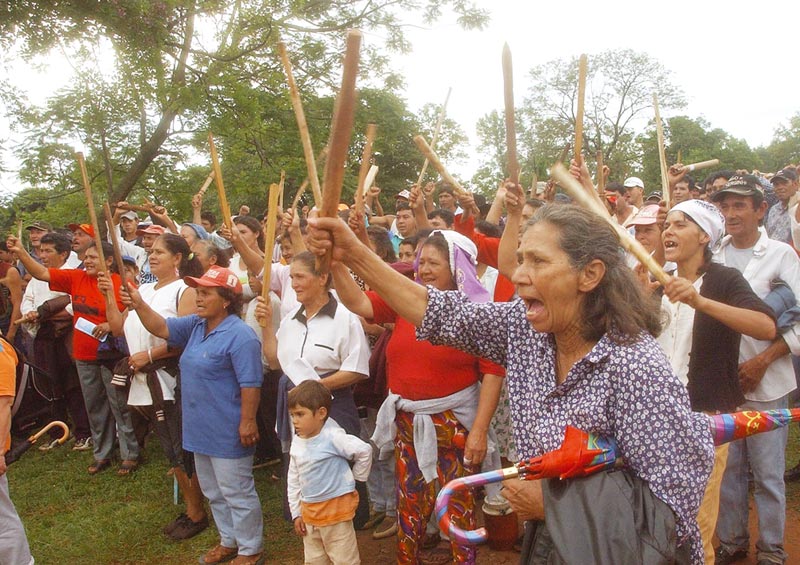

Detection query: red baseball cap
xmin=184 ymin=266 xmax=243 ymax=294
xmin=68 ymin=223 xmax=95 ymax=238
xmin=135 ymin=224 xmax=166 ymax=236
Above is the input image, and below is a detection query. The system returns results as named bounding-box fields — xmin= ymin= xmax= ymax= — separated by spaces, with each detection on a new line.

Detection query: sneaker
xmin=72 ymin=437 xmax=93 ymax=451
xmin=373 ymin=517 xmax=398 ymax=540
xmin=714 ymin=546 xmax=747 ymax=565
xmin=38 ymin=439 xmax=61 ymax=452
xmin=169 ymin=514 xmax=209 ymax=540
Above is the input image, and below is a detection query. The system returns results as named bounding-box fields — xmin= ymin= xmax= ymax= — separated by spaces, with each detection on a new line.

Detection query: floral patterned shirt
xmin=417 ymin=288 xmax=714 ymax=562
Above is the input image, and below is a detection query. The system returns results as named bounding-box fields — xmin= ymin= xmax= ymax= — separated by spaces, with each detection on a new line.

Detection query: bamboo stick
xmin=208 ymin=133 xmax=233 ymax=231
xmin=550 ymin=163 xmax=669 ymax=285
xmin=16 ymin=220 xmax=22 ymax=243
xmin=260 ymin=183 xmax=281 ymax=317
xmin=416 ymin=88 xmax=452 ymax=188
xmin=653 ymin=94 xmax=671 ymax=207
xmin=75 ymin=152 xmax=107 ymax=270
xmin=574 ymin=54 xmax=588 ymax=162
xmin=278 ymin=170 xmax=286 ymax=210
xmin=278 ymin=41 xmax=323 ymax=208
xmin=196 ymin=170 xmax=215 ymax=198
xmin=290 ymin=147 xmax=329 ymax=211
xmin=355 ymin=124 xmax=377 ymax=216
xmin=685 ymin=159 xmax=720 ymax=173
xmin=413 ymin=136 xmax=467 ymax=196
xmin=502 ymin=44 xmax=520 ymax=184
xmin=103 ymin=203 xmax=128 ymax=290
xmin=596 ymin=149 xmax=605 ymax=194
xmin=318 ymin=30 xmax=362 ymax=273
xmin=556 ymin=143 xmax=570 ymax=165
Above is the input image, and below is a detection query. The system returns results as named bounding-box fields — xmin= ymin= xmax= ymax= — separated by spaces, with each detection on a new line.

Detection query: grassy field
xmin=8 ymin=424 xmax=800 ymax=564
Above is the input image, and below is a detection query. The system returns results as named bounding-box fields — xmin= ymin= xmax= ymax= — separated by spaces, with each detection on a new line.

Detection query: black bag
xmin=521 ymin=469 xmax=691 ymax=565
xmin=7 ymin=337 xmax=58 ymax=439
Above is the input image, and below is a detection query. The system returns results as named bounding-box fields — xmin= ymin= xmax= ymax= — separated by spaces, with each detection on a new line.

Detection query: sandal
xmin=88 ymin=459 xmax=112 ymax=475
xmin=199 ymin=545 xmax=237 ymax=564
xmin=117 ymin=460 xmax=139 ymax=476
xmin=230 ymin=553 xmax=264 ymax=565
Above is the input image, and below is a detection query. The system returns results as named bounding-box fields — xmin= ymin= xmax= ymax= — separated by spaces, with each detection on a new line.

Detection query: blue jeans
xmin=716 ymin=396 xmax=788 ymax=563
xmin=75 ymin=360 xmax=139 ymax=462
xmin=195 ymin=453 xmax=263 ymax=556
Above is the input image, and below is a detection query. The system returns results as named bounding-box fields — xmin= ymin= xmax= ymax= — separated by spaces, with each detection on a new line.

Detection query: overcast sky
xmin=1 ymin=0 xmax=797 ymax=195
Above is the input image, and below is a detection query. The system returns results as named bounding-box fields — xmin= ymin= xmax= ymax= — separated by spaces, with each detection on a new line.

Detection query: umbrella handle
xmin=435 ymin=466 xmax=519 ymax=545
xmin=29 ymin=421 xmax=70 ymax=445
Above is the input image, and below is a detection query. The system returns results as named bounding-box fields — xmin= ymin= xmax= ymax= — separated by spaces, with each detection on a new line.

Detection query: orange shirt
xmin=300 ymin=490 xmax=359 ymax=527
xmin=0 ymin=338 xmax=18 ymax=453
xmin=48 ymin=269 xmax=124 ymax=361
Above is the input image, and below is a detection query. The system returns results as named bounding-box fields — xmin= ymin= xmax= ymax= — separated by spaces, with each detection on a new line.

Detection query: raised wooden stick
xmin=278 ymin=170 xmax=286 ymax=210
xmin=114 ymin=202 xmax=153 ymax=213
xmin=103 ymin=203 xmax=128 ymax=289
xmin=208 ymin=133 xmax=233 ymax=231
xmin=76 ymin=153 xmax=108 ymax=276
xmin=550 ymin=163 xmax=669 ymax=285
xmin=290 ymin=147 xmax=328 ymax=211
xmin=355 ymin=123 xmax=378 ymax=216
xmin=261 ymin=183 xmax=281 ymax=316
xmin=685 ymin=159 xmax=720 ymax=173
xmin=196 ymin=170 xmax=215 ymax=198
xmin=574 ymin=54 xmax=588 ymax=162
xmin=16 ymin=220 xmax=22 ymax=243
xmin=318 ymin=30 xmax=361 ymax=273
xmin=556 ymin=142 xmax=570 ymax=165
xmin=653 ymin=93 xmax=670 ymax=207
xmin=596 ymin=149 xmax=605 ymax=194
xmin=502 ymin=44 xmax=520 ymax=184
xmin=362 ymin=165 xmax=379 ymax=197
xmin=413 ymin=136 xmax=467 ymax=196
xmin=278 ymin=41 xmax=322 ymax=208
xmin=416 ymin=88 xmax=452 ymax=188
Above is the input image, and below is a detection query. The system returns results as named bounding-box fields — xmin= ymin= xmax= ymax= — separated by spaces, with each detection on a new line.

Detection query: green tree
xmin=758 ymin=113 xmax=800 ymax=172
xmin=0 ymin=0 xmax=487 ymax=227
xmin=474 ymin=49 xmax=686 ymax=186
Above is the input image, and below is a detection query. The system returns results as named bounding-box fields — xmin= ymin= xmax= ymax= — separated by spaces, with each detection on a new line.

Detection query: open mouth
xmin=664 ymin=240 xmax=678 ymax=249
xmin=523 ymin=298 xmax=545 ymax=319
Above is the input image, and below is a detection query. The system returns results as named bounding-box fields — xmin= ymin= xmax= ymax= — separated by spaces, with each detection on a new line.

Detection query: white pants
xmin=302 ymin=520 xmax=360 ymax=565
xmin=0 ymin=474 xmax=34 ymax=565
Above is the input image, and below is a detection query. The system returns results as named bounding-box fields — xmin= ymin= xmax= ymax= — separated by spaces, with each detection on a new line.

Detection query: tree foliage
xmin=473 ymin=49 xmax=686 ymax=186
xmin=0 ymin=0 xmax=484 ymax=229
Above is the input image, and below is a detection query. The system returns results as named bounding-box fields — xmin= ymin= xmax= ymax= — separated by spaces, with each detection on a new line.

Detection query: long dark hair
xmin=526 ymin=205 xmax=662 ymax=342
xmin=158 ymin=234 xmax=204 ymax=278
xmin=234 ymin=215 xmax=265 ymax=251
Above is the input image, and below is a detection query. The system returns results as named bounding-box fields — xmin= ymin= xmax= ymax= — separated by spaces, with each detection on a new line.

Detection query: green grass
xmin=8 ymin=438 xmax=302 ymax=564
xmin=9 ymin=424 xmax=800 ymax=564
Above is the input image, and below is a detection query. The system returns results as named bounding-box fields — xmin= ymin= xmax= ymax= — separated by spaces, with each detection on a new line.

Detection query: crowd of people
xmin=1 ymin=160 xmax=800 ymax=565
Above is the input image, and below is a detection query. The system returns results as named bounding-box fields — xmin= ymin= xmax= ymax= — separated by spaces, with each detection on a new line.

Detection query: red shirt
xmin=367 ymin=291 xmax=503 ymax=400
xmin=48 ymin=269 xmax=124 ymax=361
xmin=453 ymin=215 xmax=516 ymax=302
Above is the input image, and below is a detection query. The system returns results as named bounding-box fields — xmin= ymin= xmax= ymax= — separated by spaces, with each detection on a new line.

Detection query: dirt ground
xmin=352 ymin=501 xmax=800 ymax=564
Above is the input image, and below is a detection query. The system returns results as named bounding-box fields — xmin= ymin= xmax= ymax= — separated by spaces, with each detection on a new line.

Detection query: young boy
xmin=287 ymin=380 xmax=372 ymax=564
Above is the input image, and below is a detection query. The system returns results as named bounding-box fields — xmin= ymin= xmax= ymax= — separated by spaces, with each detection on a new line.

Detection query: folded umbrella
xmin=5 ymin=421 xmax=70 ymax=465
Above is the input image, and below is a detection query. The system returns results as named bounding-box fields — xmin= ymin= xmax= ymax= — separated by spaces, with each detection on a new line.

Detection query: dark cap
xmin=645 ymin=191 xmax=662 ymax=203
xmin=26 ymin=221 xmax=52 ymax=232
xmin=772 ymin=168 xmax=798 ymax=183
xmin=711 ymin=175 xmax=764 ymax=202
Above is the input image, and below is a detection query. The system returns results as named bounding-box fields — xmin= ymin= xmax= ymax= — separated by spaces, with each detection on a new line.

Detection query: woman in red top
xmin=8 ymin=238 xmax=135 ymax=476
xmin=332 ymin=230 xmax=503 ymax=565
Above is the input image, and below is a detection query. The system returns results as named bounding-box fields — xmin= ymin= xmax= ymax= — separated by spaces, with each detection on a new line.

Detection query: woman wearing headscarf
xmin=325 ymin=229 xmax=504 ymax=564
xmin=657 ymin=199 xmax=775 ymax=563
xmin=305 ymin=192 xmax=716 ymax=564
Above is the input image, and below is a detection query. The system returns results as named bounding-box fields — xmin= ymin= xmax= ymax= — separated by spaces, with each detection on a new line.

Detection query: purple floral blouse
xmin=418 ymin=288 xmax=714 ymax=563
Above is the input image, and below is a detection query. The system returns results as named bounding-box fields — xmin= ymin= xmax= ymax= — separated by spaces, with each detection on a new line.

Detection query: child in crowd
xmin=287 ymin=380 xmax=372 ymax=564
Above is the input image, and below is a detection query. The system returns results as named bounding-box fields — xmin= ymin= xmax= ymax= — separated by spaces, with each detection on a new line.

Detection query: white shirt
xmin=276 ymin=294 xmax=370 ymax=382
xmin=269 ymin=262 xmax=299 ymax=320
xmin=124 ymin=280 xmax=186 ymax=405
xmin=657 ymin=276 xmax=704 ymax=386
xmin=21 ymin=260 xmax=75 ymax=337
xmin=714 ymin=228 xmax=800 ymax=401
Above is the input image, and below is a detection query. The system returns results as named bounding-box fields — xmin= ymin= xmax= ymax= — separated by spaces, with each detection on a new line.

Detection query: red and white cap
xmin=184 ymin=266 xmax=243 ymax=294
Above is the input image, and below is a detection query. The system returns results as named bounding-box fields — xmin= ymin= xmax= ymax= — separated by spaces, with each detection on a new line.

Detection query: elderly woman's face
xmin=512 ymin=223 xmax=585 ymax=334
xmin=418 ymin=244 xmax=455 ymax=291
xmin=195 ymin=286 xmax=228 ymax=319
xmin=290 ymin=261 xmax=327 ymax=306
xmin=662 ymin=211 xmax=709 ymax=264
xmin=180 ymin=225 xmax=199 ymax=246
